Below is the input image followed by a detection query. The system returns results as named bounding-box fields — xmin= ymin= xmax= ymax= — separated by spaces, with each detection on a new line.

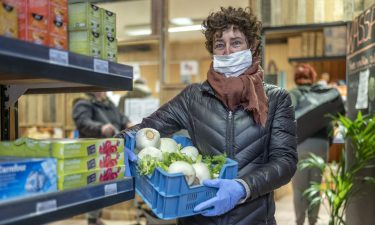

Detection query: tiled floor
xmin=49 ymin=192 xmax=329 ymax=225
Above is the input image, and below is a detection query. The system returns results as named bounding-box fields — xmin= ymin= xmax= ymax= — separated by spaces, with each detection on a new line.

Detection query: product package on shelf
xmin=51 ymin=138 xmax=124 ymax=159
xmin=48 ymin=0 xmax=68 ymax=50
xmin=57 ymin=151 xmax=124 ymax=174
xmin=69 ymin=29 xmax=102 ymax=58
xmin=100 ymin=8 xmax=116 ymax=38
xmin=58 ymin=165 xmax=125 ymax=190
xmin=102 ymin=35 xmax=117 ymax=62
xmin=0 ymin=138 xmax=124 ymax=159
xmin=0 ymin=157 xmax=57 ymax=201
xmin=5 ymin=0 xmax=49 ymax=46
xmin=68 ymin=2 xmax=100 ymax=31
xmin=0 ymin=0 xmax=18 ymax=38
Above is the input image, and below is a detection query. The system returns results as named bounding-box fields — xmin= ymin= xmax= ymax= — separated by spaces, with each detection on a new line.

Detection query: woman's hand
xmin=194 ymin=179 xmax=246 ymax=216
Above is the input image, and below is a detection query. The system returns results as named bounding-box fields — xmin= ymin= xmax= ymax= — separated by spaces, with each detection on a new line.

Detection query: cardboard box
xmin=27 ymin=28 xmax=48 ymax=45
xmin=57 ymin=152 xmax=124 ymax=174
xmin=48 ymin=3 xmax=67 ymax=35
xmin=308 ymin=32 xmax=316 ymax=57
xmin=100 ymin=8 xmax=116 ymax=37
xmin=49 ymin=34 xmax=67 ymax=50
xmin=58 ymin=165 xmax=125 ymax=190
xmin=69 ymin=29 xmax=102 ymax=57
xmin=315 ymin=31 xmax=324 ymax=56
xmin=287 ymin=36 xmax=302 ymax=58
xmin=0 ymin=157 xmax=57 ymax=201
xmin=324 ymin=27 xmax=346 ymax=56
xmin=28 ymin=0 xmax=48 ymax=30
xmin=0 ymin=0 xmax=18 ymax=38
xmin=4 ymin=0 xmax=27 ymax=39
xmin=68 ymin=2 xmax=100 ymax=32
xmin=48 ymin=2 xmax=68 ymax=49
xmin=51 ymin=138 xmax=124 ymax=159
xmin=102 ymin=35 xmax=117 ymax=62
xmin=301 ymin=32 xmax=309 ymax=57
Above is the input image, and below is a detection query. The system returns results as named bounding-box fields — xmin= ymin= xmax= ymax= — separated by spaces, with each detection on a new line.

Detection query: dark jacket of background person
xmin=289 ymin=64 xmax=330 ymax=225
xmin=118 ymin=82 xmax=298 ymax=225
xmin=73 ymin=93 xmax=130 ymax=138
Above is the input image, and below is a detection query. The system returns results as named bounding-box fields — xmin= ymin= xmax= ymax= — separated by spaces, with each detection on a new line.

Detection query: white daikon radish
xmin=192 ymin=162 xmax=211 ymax=185
xmin=137 ymin=146 xmax=163 ymax=161
xmin=168 ymin=161 xmax=196 ymax=186
xmin=181 ymin=146 xmax=199 ymax=161
xmin=136 ymin=128 xmax=161 ymax=150
xmin=159 ymin=138 xmax=178 ymax=154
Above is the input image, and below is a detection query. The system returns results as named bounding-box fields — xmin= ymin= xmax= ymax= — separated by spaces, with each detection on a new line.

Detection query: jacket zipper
xmin=226 ymin=111 xmax=233 ymax=157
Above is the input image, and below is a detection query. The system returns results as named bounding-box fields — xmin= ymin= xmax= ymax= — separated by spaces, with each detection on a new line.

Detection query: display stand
xmin=0 ymin=36 xmax=135 ymax=224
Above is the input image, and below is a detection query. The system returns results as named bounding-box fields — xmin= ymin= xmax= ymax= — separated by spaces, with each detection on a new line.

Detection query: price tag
xmin=49 ymin=49 xmax=68 ymax=65
xmin=94 ymin=59 xmax=109 ymax=73
xmin=104 ymin=183 xmax=117 ymax=196
xmin=36 ymin=199 xmax=57 ymax=214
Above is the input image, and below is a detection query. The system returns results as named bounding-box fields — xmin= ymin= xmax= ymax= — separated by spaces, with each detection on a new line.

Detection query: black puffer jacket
xmin=119 ymin=81 xmax=297 ymax=225
xmin=73 ymin=94 xmax=130 ymax=138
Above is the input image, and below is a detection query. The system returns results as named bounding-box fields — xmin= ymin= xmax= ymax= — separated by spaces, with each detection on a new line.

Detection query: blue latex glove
xmin=172 ymin=135 xmax=193 ymax=148
xmin=125 ymin=147 xmax=138 ymax=162
xmin=194 ymin=179 xmax=246 ymax=216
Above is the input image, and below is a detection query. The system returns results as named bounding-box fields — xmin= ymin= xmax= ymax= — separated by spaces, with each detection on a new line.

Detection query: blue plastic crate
xmin=124 ymin=132 xmax=238 ymax=219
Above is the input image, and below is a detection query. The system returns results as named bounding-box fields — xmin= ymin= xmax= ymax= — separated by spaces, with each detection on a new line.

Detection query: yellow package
xmin=58 ymin=165 xmax=125 ymax=190
xmin=51 ymin=138 xmax=124 ymax=159
xmin=0 ymin=1 xmax=18 ymax=38
xmin=57 ymin=152 xmax=124 ymax=174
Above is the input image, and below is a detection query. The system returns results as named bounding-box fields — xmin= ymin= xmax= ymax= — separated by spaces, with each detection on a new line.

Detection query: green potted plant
xmin=299 ymin=112 xmax=375 ymax=225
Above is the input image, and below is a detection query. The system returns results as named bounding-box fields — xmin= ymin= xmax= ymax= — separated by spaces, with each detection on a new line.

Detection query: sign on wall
xmin=347 ymin=4 xmax=375 ymax=118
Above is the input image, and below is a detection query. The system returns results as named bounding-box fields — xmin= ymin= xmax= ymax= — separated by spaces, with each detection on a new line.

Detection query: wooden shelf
xmin=288 ymin=55 xmax=346 ymax=63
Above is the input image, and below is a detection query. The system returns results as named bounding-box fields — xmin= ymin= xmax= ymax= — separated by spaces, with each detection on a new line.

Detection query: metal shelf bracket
xmin=4 ymin=85 xmax=28 ymax=108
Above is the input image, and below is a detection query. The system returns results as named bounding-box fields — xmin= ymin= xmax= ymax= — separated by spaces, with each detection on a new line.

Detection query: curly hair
xmin=202 ymin=6 xmax=262 ymax=57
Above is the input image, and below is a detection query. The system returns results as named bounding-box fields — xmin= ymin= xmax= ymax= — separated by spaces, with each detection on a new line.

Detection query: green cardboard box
xmin=68 ymin=2 xmax=101 ymax=32
xmin=100 ymin=8 xmax=116 ymax=38
xmin=102 ymin=35 xmax=117 ymax=62
xmin=51 ymin=138 xmax=124 ymax=159
xmin=58 ymin=165 xmax=125 ymax=190
xmin=57 ymin=152 xmax=124 ymax=174
xmin=69 ymin=30 xmax=102 ymax=58
xmin=0 ymin=141 xmax=16 ymax=157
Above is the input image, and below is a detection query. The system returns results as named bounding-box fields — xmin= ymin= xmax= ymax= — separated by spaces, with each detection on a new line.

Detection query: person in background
xmin=72 ymin=92 xmax=131 ymax=225
xmin=289 ymin=64 xmax=331 ymax=225
xmin=117 ymin=78 xmax=152 ymax=115
xmin=317 ymin=72 xmax=330 ymax=87
xmin=117 ymin=6 xmax=297 ymax=225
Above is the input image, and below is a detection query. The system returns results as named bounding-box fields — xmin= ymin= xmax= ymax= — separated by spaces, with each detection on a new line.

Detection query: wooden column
xmin=151 ymin=0 xmax=169 ymax=84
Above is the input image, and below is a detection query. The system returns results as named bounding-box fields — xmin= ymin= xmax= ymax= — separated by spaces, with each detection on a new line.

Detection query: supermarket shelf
xmin=288 ymin=55 xmax=346 ymax=63
xmin=0 ymin=178 xmax=134 ymax=225
xmin=0 ymin=36 xmax=133 ymax=94
xmin=262 ymin=21 xmax=349 ymax=33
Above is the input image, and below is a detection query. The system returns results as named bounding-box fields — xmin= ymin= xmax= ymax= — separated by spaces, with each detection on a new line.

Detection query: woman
xmin=118 ymin=6 xmax=297 ymax=225
xmin=289 ymin=64 xmax=331 ymax=225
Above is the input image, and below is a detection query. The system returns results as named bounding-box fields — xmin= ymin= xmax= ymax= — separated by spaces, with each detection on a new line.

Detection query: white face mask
xmin=213 ymin=49 xmax=252 ymax=77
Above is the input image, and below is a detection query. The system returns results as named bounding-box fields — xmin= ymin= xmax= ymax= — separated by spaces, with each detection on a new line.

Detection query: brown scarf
xmin=207 ymin=58 xmax=268 ymax=127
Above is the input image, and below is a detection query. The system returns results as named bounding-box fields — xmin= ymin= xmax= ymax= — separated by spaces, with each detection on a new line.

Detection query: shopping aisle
xmin=275 ymin=193 xmax=329 ymax=225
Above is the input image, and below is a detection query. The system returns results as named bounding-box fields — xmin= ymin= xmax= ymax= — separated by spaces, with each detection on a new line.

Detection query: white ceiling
xmin=98 ymin=0 xmax=250 ymax=42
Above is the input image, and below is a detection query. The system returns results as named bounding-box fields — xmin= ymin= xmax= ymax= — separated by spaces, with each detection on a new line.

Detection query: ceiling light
xmin=127 ymin=29 xmax=152 ymax=36
xmin=126 ymin=24 xmax=203 ymax=36
xmin=168 ymin=25 xmax=202 ymax=33
xmin=170 ymin=17 xmax=193 ymax=26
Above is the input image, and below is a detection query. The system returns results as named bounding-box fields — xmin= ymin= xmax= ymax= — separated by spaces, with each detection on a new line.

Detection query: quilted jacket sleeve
xmin=72 ymin=99 xmax=103 ymax=137
xmin=117 ymin=85 xmax=192 ymax=138
xmin=241 ymin=88 xmax=298 ymax=201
